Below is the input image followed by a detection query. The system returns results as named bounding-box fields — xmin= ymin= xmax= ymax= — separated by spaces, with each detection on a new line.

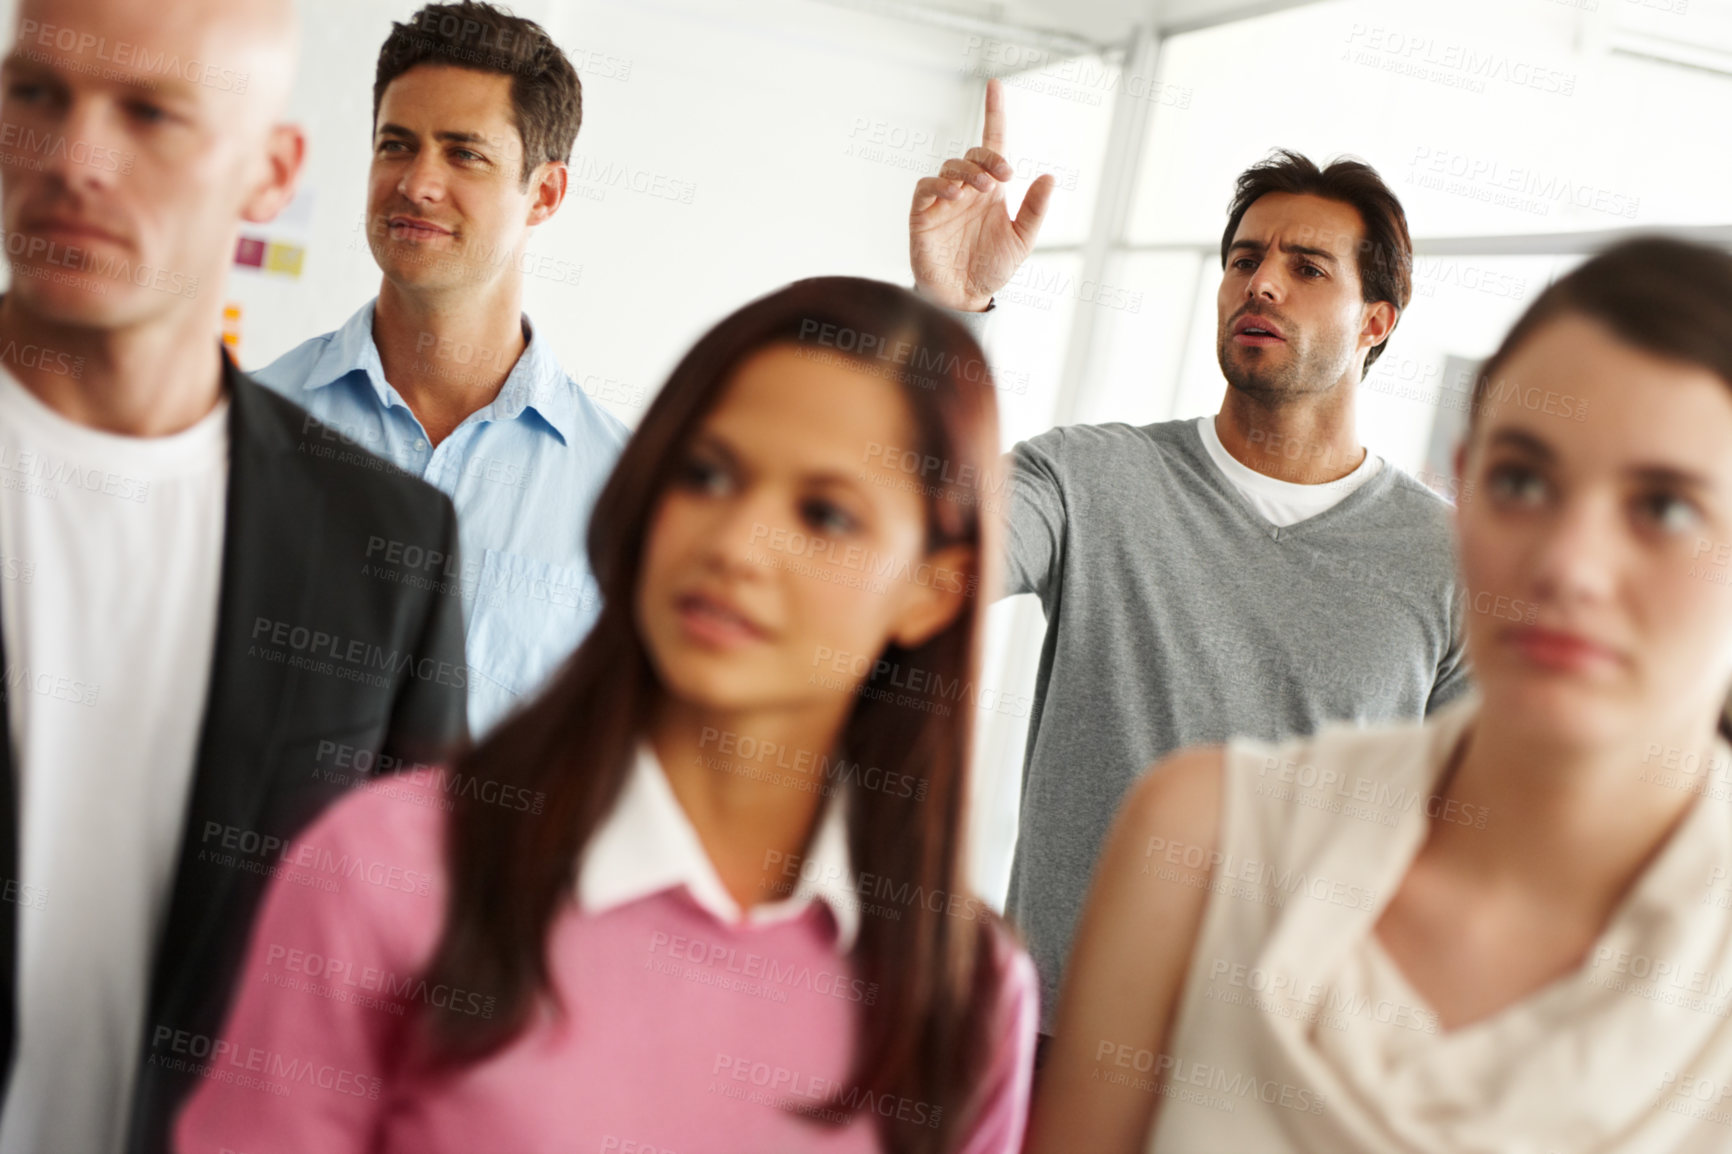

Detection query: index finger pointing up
xmin=982 ymin=76 xmax=1006 ymax=155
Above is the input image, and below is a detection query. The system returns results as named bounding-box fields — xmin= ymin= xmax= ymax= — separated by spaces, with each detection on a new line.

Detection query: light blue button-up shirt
xmin=254 ymin=299 xmax=630 ymax=737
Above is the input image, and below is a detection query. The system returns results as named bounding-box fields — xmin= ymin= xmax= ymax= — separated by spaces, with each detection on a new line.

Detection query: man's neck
xmin=373 ymin=278 xmax=527 ymax=448
xmin=0 ymin=295 xmax=224 ymax=437
xmin=1213 ymin=383 xmax=1364 ymax=485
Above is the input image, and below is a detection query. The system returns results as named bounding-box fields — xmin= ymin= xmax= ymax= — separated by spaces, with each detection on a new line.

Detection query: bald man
xmin=0 ymin=1 xmax=468 ymax=1151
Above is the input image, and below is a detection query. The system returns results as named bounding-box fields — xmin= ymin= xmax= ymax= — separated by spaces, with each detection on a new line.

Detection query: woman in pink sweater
xmin=175 ymin=277 xmax=1037 ymax=1154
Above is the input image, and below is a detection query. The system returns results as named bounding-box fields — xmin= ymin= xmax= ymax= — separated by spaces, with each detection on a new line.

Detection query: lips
xmin=20 ymin=215 xmax=130 ymax=248
xmin=386 ymin=215 xmax=454 ymax=239
xmin=1504 ymin=625 xmax=1620 ymax=673
xmin=675 ymin=590 xmax=769 ymax=647
xmin=1232 ymin=312 xmax=1286 ymax=342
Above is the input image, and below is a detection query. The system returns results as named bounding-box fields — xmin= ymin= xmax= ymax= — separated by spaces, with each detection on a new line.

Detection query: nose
xmin=701 ymin=485 xmax=785 ymax=579
xmin=395 ymin=147 xmax=446 ymax=207
xmin=29 ymin=94 xmax=122 ymax=197
xmin=1245 ymin=261 xmax=1284 ymax=305
xmin=1523 ymin=490 xmax=1620 ymax=612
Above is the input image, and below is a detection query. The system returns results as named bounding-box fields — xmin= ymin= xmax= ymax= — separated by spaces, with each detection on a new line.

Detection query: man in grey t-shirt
xmin=906 ymin=83 xmax=1470 ymax=1035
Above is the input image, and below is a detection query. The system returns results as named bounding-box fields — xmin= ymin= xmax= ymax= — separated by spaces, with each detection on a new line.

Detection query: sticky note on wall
xmin=221 ymin=302 xmax=242 ymax=356
xmin=233 ymin=236 xmax=305 ymax=278
xmin=264 ymin=242 xmax=305 ymax=278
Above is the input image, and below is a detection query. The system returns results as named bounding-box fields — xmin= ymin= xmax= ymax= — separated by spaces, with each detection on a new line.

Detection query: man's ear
xmin=888 ymin=543 xmax=976 ymax=651
xmin=240 ymin=123 xmax=307 ymax=224
xmin=1359 ymin=299 xmax=1397 ymax=354
xmin=526 ymin=160 xmax=568 ymax=226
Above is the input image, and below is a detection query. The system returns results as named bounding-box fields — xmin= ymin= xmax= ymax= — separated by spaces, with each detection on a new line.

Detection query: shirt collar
xmin=305 ymin=297 xmax=581 ymax=446
xmin=578 ymin=742 xmax=860 ymax=951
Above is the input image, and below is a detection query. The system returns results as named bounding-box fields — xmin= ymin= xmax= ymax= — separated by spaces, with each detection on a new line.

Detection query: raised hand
xmin=910 ymin=77 xmax=1057 ymax=312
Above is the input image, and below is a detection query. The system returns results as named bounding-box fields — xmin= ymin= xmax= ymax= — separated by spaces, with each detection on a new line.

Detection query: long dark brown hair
xmin=1468 ymin=236 xmax=1732 ymax=741
xmin=418 ymin=276 xmax=1013 ymax=1152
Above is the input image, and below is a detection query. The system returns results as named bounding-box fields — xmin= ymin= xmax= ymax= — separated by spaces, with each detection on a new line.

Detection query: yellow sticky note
xmin=264 ymin=242 xmax=305 ymax=277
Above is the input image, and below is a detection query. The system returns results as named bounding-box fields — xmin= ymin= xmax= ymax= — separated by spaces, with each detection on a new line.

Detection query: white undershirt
xmin=0 ymin=366 xmax=228 ymax=1154
xmin=1195 ymin=414 xmax=1382 ymax=529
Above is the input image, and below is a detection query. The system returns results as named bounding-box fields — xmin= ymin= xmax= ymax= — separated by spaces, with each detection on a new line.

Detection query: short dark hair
xmin=1220 ymin=149 xmax=1413 ymax=375
xmin=374 ymin=2 xmax=582 ymax=187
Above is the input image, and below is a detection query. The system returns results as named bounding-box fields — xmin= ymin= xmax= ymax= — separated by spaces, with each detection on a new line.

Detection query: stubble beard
xmin=1217 ymin=329 xmax=1352 ymax=407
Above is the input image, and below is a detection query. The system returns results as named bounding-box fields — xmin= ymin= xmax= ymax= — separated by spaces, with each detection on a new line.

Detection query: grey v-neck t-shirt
xmin=1002 ymin=417 xmax=1470 ymax=1031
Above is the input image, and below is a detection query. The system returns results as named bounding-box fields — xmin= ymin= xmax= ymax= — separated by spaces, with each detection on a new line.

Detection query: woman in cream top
xmin=1026 ymin=237 xmax=1732 ymax=1154
xmin=1147 ymin=694 xmax=1732 ymax=1152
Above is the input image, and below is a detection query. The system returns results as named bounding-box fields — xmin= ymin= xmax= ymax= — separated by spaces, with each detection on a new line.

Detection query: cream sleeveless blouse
xmin=1147 ymin=693 xmax=1732 ymax=1154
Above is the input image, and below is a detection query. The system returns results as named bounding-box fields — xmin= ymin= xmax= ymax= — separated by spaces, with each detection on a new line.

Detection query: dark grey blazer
xmin=0 ymin=351 xmax=470 ymax=1153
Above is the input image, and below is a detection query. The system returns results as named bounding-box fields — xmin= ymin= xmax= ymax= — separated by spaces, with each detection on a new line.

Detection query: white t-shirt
xmin=1195 ymin=414 xmax=1382 ymax=528
xmin=0 ymin=366 xmax=228 ymax=1154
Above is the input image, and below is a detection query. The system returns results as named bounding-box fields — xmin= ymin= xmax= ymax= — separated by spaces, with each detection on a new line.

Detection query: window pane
xmin=1126 ymin=0 xmax=1732 ymax=244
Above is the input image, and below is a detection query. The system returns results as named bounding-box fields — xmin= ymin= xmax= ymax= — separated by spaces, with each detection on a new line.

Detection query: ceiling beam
xmin=811 ymin=0 xmax=1107 ymax=56
xmin=1150 ymin=0 xmax=1327 ymax=38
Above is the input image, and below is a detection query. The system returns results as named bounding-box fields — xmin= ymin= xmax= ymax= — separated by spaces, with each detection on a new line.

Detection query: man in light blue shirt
xmin=257 ymin=1 xmax=628 ymax=736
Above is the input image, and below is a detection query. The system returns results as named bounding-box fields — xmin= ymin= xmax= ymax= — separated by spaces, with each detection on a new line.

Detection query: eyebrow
xmin=376 ymin=123 xmax=497 ymax=149
xmin=1627 ymin=463 xmax=1714 ymax=493
xmin=1227 ymin=238 xmax=1340 ymax=266
xmin=692 ymin=430 xmax=874 ymax=496
xmin=689 ymin=430 xmax=740 ymax=468
xmin=1485 ymin=428 xmax=1555 ymax=461
xmin=1487 ymin=426 xmax=1715 ymax=491
xmin=0 ymin=55 xmax=41 ymax=85
xmin=804 ymin=469 xmax=875 ymax=493
xmin=2 ymin=52 xmax=197 ymax=105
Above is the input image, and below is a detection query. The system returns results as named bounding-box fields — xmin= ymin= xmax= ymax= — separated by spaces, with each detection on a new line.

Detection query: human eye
xmin=799 ymin=496 xmax=858 ymax=537
xmin=5 ymin=78 xmax=58 ymax=108
xmin=675 ymin=452 xmax=733 ymax=496
xmin=1485 ymin=461 xmax=1549 ymax=508
xmin=125 ymin=99 xmax=170 ymax=125
xmin=1635 ymin=489 xmax=1702 ymax=536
